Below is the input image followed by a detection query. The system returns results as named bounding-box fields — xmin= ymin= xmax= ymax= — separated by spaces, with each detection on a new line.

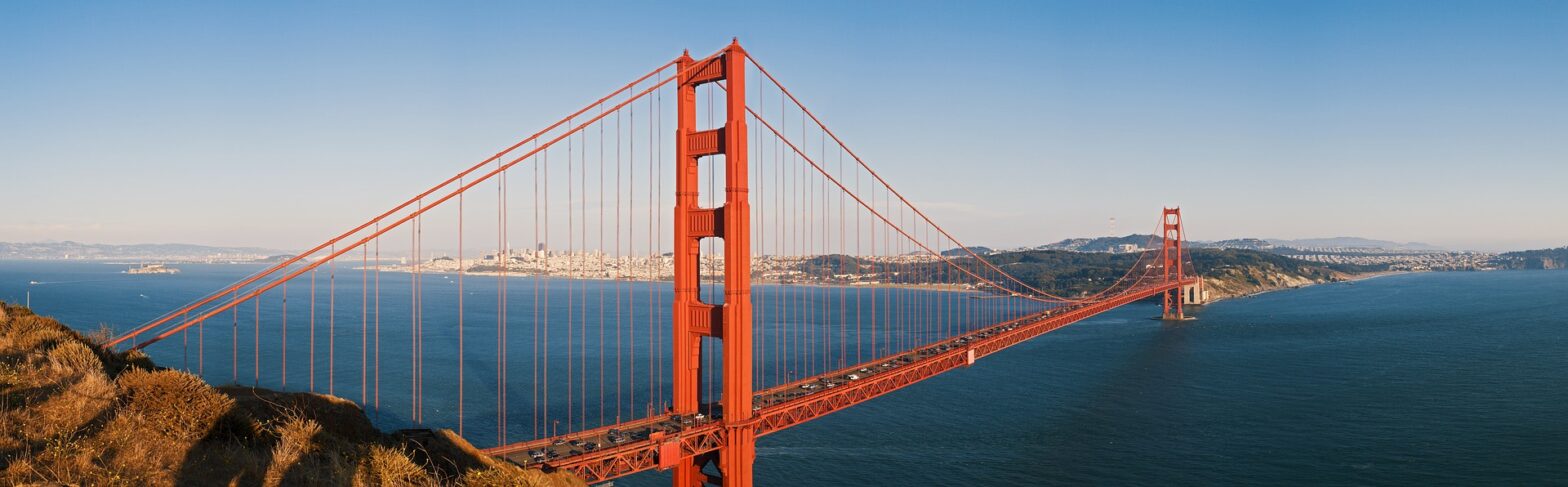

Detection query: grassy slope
xmin=0 ymin=302 xmax=583 ymax=487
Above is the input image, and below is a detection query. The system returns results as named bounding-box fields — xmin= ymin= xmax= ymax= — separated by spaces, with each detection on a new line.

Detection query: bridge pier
xmin=1161 ymin=279 xmax=1206 ymax=320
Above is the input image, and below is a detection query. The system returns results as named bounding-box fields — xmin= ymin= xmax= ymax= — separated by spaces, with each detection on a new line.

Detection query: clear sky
xmin=3 ymin=1 xmax=1564 ymax=252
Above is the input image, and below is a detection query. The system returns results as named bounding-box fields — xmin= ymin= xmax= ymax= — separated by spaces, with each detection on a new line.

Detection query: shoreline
xmin=1204 ymin=270 xmax=1418 ymax=304
xmin=356 ymin=267 xmax=990 ymax=293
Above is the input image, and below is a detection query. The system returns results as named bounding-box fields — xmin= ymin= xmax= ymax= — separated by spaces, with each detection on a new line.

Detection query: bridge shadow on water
xmin=1015 ymin=316 xmax=1201 ymax=483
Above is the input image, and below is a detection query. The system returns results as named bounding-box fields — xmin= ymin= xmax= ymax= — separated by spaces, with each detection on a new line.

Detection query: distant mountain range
xmin=1263 ymin=237 xmax=1444 ymax=251
xmin=0 ymin=241 xmax=284 ymax=261
xmin=941 ymin=246 xmax=993 ymax=256
xmin=1036 ymin=235 xmax=1160 ymax=253
xmin=1033 ymin=234 xmax=1274 ymax=253
xmin=1012 ymin=235 xmax=1446 ymax=254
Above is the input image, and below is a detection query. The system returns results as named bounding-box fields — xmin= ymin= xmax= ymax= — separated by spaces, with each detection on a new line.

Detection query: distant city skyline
xmin=3 ymin=1 xmax=1565 ymax=252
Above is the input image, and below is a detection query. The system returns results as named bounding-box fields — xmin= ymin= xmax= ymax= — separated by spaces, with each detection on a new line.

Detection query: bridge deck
xmin=484 ymin=280 xmax=1193 ymax=483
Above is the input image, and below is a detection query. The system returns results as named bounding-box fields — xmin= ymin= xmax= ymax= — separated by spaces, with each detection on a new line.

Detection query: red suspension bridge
xmin=108 ymin=41 xmax=1201 ymax=486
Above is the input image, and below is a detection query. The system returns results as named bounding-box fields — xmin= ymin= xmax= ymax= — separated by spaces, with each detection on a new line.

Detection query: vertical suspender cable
xmin=374 ymin=222 xmax=381 ymax=410
xmin=282 ymin=281 xmax=288 ymax=390
xmin=542 ymin=141 xmax=551 ymax=440
xmin=362 ymin=241 xmax=368 ymax=405
xmin=533 ymin=144 xmax=539 ymax=438
xmin=497 ymin=159 xmax=507 ymax=444
xmin=232 ymin=292 xmax=239 ymax=384
xmin=616 ymin=103 xmax=624 ymax=425
xmin=311 ymin=266 xmax=316 ymax=391
xmin=330 ymin=244 xmax=336 ymax=396
xmin=500 ymin=167 xmax=509 ymax=441
xmin=600 ymin=107 xmax=608 ymax=429
xmin=411 ymin=209 xmax=418 ymax=421
xmin=567 ymin=127 xmax=575 ymax=432
xmin=580 ymin=119 xmax=589 ymax=429
xmin=533 ymin=146 xmax=541 ymax=440
xmin=254 ymin=298 xmax=259 ymax=387
xmin=198 ymin=312 xmax=204 ymax=377
xmin=458 ymin=178 xmax=465 ymax=437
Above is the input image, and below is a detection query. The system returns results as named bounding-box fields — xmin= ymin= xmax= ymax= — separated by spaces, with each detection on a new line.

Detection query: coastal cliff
xmin=0 ymin=302 xmax=581 ymax=487
xmin=1196 ymin=261 xmax=1353 ymax=301
xmin=1188 ymin=249 xmax=1363 ymax=301
xmin=1494 ymin=247 xmax=1568 ymax=270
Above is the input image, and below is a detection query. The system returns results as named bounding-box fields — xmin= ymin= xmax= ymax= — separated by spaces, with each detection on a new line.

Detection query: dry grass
xmin=263 ymin=415 xmax=324 ymax=486
xmin=46 ymin=341 xmax=101 ymax=375
xmin=460 ymin=463 xmax=585 ymax=487
xmin=358 ymin=444 xmax=436 ymax=486
xmin=115 ymin=368 xmax=238 ymax=442
xmin=0 ymin=301 xmax=583 ymax=487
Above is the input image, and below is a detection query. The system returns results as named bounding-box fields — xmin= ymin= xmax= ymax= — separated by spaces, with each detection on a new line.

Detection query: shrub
xmin=46 ymin=341 xmax=102 ymax=377
xmin=357 ymin=445 xmax=434 ymax=486
xmin=114 ymin=368 xmax=235 ymax=442
xmin=264 ymin=415 xmax=323 ymax=487
xmin=6 ymin=316 xmax=70 ymax=353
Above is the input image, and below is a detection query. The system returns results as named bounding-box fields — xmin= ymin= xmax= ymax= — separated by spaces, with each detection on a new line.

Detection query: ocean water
xmin=3 ymin=262 xmax=1565 ymax=485
xmin=0 ymin=260 xmax=1043 ymax=445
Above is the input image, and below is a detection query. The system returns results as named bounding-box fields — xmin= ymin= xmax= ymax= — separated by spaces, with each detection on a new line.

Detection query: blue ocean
xmin=3 ymin=261 xmax=1564 ymax=485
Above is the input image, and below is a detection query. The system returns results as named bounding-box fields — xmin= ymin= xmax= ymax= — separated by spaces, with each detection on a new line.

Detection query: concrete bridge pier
xmin=1161 ymin=278 xmax=1208 ymax=321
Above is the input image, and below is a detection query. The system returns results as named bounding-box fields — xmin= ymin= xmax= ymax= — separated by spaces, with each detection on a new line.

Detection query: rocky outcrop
xmin=1199 ymin=263 xmax=1351 ymax=301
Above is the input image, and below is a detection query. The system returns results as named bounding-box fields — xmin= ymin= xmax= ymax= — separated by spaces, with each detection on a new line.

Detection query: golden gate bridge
xmin=107 ymin=41 xmax=1200 ymax=486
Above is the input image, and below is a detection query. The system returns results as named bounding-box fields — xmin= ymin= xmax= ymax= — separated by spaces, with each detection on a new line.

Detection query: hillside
xmin=1265 ymin=237 xmax=1443 ymax=251
xmin=972 ymin=248 xmax=1373 ymax=300
xmin=0 ymin=302 xmax=581 ymax=487
xmin=1036 ymin=234 xmax=1155 ymax=252
xmin=789 ymin=248 xmax=1374 ymax=302
xmin=1188 ymin=249 xmax=1373 ymax=299
xmin=1494 ymin=247 xmax=1568 ymax=270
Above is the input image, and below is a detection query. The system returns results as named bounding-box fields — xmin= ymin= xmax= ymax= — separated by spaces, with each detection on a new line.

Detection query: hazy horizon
xmin=4 ymin=1 xmax=1565 ymax=253
xmin=0 ymin=234 xmax=1539 ymax=256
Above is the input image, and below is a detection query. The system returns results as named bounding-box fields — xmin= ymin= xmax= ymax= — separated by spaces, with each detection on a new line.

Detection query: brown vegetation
xmin=0 ymin=302 xmax=583 ymax=487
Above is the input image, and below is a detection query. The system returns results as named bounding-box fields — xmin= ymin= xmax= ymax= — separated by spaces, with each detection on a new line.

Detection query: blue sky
xmin=3 ymin=1 xmax=1564 ymax=251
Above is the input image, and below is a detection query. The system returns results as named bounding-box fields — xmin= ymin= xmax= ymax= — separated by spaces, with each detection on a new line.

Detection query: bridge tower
xmin=1160 ymin=207 xmax=1187 ymax=320
xmin=671 ymin=40 xmax=755 ymax=487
